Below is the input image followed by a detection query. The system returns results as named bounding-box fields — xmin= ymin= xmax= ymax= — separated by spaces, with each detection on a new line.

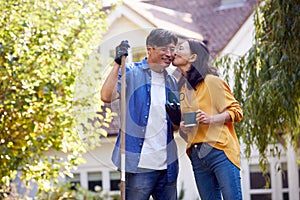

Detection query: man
xmin=101 ymin=28 xmax=180 ymax=200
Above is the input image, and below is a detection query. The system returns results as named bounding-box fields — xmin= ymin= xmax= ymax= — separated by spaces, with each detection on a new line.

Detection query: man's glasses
xmin=153 ymin=46 xmax=176 ymax=53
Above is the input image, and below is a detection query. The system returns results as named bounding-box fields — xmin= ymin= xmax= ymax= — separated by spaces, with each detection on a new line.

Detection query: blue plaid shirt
xmin=111 ymin=58 xmax=179 ymax=183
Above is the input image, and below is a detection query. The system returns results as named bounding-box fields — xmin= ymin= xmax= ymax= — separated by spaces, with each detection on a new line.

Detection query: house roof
xmin=124 ymin=0 xmax=258 ymax=58
xmin=123 ymin=0 xmax=204 ymax=41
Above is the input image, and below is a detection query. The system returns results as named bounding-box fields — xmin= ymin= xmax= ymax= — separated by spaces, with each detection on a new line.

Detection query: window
xmin=250 ymin=194 xmax=272 ymax=200
xmin=283 ymin=192 xmax=289 ymax=200
xmin=250 ymin=164 xmax=271 ymax=189
xmin=132 ymin=47 xmax=146 ymax=62
xmin=278 ymin=162 xmax=289 ymax=200
xmin=109 ymin=49 xmax=114 ymax=59
xmin=88 ymin=172 xmax=102 ymax=192
xmin=67 ymin=173 xmax=80 ymax=190
xmin=298 ymin=164 xmax=300 ymax=188
xmin=110 ymin=171 xmax=120 ymax=191
xmin=280 ymin=163 xmax=288 ymax=188
xmin=249 ymin=164 xmax=272 ymax=200
xmin=298 ymin=164 xmax=300 ymax=198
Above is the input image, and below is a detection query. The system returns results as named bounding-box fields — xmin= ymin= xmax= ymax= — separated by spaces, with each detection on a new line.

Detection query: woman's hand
xmin=196 ymin=109 xmax=212 ymax=124
xmin=180 ymin=121 xmax=197 ymax=133
xmin=179 ymin=121 xmax=197 ymax=142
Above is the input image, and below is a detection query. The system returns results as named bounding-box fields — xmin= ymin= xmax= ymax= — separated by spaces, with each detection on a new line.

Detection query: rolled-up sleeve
xmin=207 ymin=75 xmax=243 ymax=122
xmin=223 ymin=81 xmax=243 ymax=122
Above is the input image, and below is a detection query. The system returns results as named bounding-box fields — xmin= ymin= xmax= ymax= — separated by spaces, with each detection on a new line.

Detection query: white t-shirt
xmin=138 ymin=70 xmax=167 ymax=170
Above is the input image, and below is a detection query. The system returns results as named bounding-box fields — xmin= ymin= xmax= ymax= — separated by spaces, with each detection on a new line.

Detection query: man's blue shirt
xmin=111 ymin=58 xmax=179 ymax=183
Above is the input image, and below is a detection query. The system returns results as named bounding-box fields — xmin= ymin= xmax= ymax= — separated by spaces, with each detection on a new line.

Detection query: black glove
xmin=166 ymin=103 xmax=181 ymax=126
xmin=114 ymin=40 xmax=130 ymax=65
xmin=165 ymin=91 xmax=181 ymax=126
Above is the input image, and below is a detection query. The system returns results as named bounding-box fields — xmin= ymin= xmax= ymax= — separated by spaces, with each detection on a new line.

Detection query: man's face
xmin=147 ymin=43 xmax=176 ymax=69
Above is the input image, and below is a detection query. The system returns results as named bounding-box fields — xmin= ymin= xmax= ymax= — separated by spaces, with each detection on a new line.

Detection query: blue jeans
xmin=190 ymin=143 xmax=242 ymax=200
xmin=125 ymin=169 xmax=177 ymax=200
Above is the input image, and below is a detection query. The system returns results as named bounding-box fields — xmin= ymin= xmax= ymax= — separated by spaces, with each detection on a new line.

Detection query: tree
xmin=0 ymin=0 xmax=114 ymax=196
xmin=215 ymin=0 xmax=300 ymax=171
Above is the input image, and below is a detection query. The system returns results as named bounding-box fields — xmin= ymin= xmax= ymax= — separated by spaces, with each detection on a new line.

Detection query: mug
xmin=183 ymin=112 xmax=197 ymax=127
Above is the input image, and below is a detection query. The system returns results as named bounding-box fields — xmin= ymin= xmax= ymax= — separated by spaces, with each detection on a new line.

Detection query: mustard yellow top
xmin=180 ymin=74 xmax=243 ymax=168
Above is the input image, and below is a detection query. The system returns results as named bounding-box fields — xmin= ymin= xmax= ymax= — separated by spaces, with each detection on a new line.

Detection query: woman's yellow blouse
xmin=180 ymin=74 xmax=243 ymax=168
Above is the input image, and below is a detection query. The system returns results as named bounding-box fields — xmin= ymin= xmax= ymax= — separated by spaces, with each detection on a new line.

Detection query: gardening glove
xmin=114 ymin=40 xmax=130 ymax=65
xmin=165 ymin=91 xmax=181 ymax=126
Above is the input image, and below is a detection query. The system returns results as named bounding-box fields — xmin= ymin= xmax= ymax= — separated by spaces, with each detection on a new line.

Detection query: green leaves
xmin=73 ymin=51 xmax=117 ymax=149
xmin=0 ymin=0 xmax=111 ymax=196
xmin=214 ymin=0 xmax=300 ymax=172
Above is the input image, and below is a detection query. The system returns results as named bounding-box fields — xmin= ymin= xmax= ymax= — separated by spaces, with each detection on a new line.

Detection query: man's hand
xmin=166 ymin=102 xmax=181 ymax=126
xmin=114 ymin=40 xmax=130 ymax=65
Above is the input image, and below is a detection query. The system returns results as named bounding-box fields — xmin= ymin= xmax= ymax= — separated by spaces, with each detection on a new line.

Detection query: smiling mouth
xmin=163 ymin=57 xmax=172 ymax=64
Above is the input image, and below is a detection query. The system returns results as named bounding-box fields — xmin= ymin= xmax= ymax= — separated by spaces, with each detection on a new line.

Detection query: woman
xmin=172 ymin=39 xmax=243 ymax=200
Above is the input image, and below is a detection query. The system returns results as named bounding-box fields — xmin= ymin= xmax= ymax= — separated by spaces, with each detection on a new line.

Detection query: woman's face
xmin=172 ymin=41 xmax=192 ymax=72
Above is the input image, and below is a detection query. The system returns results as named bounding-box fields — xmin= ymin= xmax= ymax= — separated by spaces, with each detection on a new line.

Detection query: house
xmin=66 ymin=0 xmax=300 ymax=199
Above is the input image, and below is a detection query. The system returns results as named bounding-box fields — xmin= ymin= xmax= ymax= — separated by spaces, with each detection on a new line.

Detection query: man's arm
xmin=100 ymin=62 xmax=121 ymax=103
xmin=101 ymin=40 xmax=130 ymax=103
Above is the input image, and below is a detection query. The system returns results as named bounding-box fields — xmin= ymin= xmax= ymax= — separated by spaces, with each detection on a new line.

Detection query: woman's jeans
xmin=190 ymin=143 xmax=242 ymax=200
xmin=125 ymin=169 xmax=177 ymax=200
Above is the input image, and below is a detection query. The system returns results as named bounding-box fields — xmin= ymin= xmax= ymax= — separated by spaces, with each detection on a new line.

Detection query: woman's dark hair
xmin=185 ymin=39 xmax=217 ymax=90
xmin=146 ymin=28 xmax=178 ymax=47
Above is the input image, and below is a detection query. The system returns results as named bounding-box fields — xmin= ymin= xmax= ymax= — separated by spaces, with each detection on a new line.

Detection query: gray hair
xmin=146 ymin=28 xmax=178 ymax=47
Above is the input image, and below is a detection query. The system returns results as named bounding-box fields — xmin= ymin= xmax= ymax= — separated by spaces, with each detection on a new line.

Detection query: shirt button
xmin=145 ymin=115 xmax=148 ymax=118
xmin=139 ymin=143 xmax=142 ymax=146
